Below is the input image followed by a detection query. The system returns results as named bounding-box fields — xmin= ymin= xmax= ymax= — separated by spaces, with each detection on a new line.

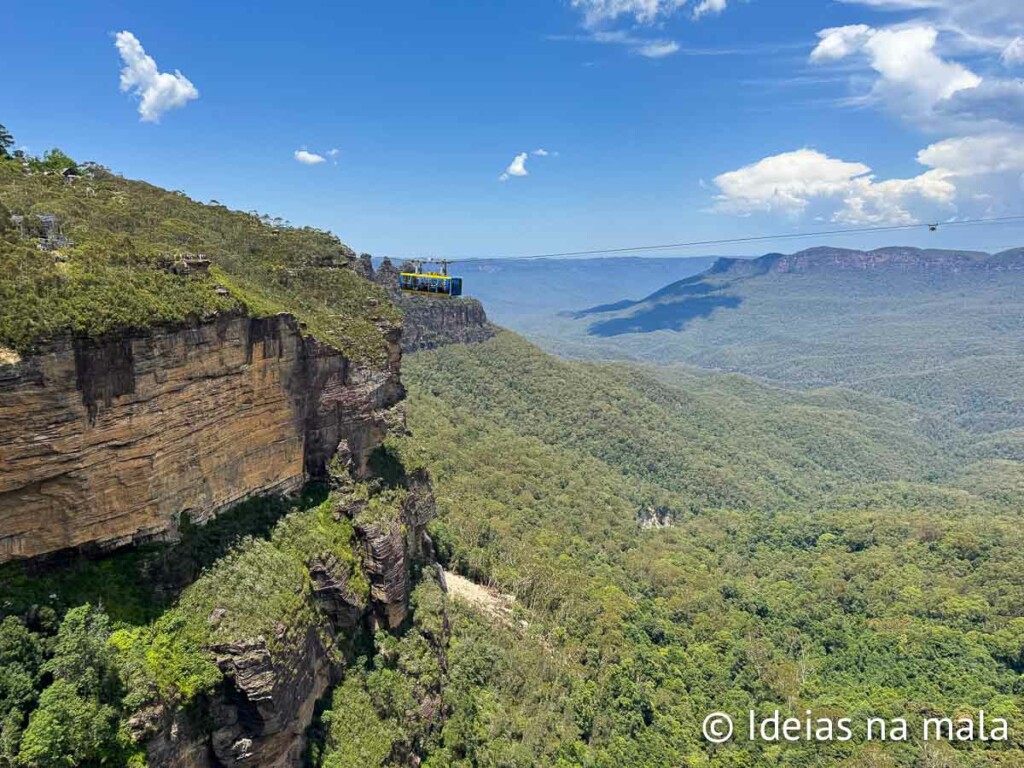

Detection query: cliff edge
xmin=0 ymin=313 xmax=403 ymax=563
xmin=359 ymin=255 xmax=497 ymax=352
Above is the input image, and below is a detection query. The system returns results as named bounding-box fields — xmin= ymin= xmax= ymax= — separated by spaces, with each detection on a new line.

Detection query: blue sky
xmin=3 ymin=0 xmax=1023 ymax=259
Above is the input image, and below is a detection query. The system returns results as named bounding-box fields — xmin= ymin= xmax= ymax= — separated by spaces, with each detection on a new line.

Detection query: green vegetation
xmin=310 ymin=581 xmax=449 ymax=768
xmin=0 ymin=486 xmax=328 ymax=624
xmin=541 ymin=262 xmax=1024 ymax=438
xmin=0 ymin=606 xmax=143 ymax=767
xmin=3 ymin=130 xmax=1023 ymax=766
xmin=0 ymin=131 xmax=398 ymax=362
xmin=384 ymin=333 xmax=1024 ymax=766
xmin=113 ymin=493 xmax=368 ymax=708
xmin=407 ymin=332 xmax=958 ymax=512
xmin=0 ymin=486 xmax=373 ymax=765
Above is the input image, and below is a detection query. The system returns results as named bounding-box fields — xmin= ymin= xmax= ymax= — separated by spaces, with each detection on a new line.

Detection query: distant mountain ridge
xmin=545 ymin=242 xmax=1024 ymax=436
xmin=708 ymin=245 xmax=1024 ymax=278
xmin=572 ymin=245 xmax=1024 ymax=323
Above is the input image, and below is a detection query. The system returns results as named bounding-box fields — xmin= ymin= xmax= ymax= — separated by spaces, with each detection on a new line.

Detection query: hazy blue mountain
xmin=388 ymin=256 xmax=719 ymax=336
xmin=490 ymin=246 xmax=1024 ymax=437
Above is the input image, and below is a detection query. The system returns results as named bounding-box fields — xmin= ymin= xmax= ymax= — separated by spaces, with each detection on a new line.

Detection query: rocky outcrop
xmin=397 ymin=295 xmax=495 ymax=353
xmin=142 ymin=479 xmax=439 ymax=767
xmin=366 ymin=257 xmax=496 ymax=353
xmin=0 ymin=313 xmax=402 ymax=563
xmin=206 ymin=624 xmax=334 ymax=767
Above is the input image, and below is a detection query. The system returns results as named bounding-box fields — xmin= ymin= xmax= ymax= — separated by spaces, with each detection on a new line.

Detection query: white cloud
xmin=917 ymin=132 xmax=1024 ymax=175
xmin=499 ymin=152 xmax=530 ymax=182
xmin=586 ymin=30 xmax=682 ymax=58
xmin=693 ymin=0 xmax=727 ymax=19
xmin=115 ymin=31 xmax=198 ymax=123
xmin=570 ymin=0 xmax=687 ymax=27
xmin=639 ymin=40 xmax=681 ymax=58
xmin=713 ymin=149 xmax=871 ymax=214
xmin=764 ymin=0 xmax=1024 ymax=224
xmin=500 ymin=149 xmax=557 ymax=181
xmin=568 ymin=0 xmax=729 ymax=58
xmin=811 ymin=25 xmax=876 ymax=62
xmin=1004 ymin=37 xmax=1024 ymax=66
xmin=837 ymin=169 xmax=955 ymax=223
xmin=712 ymin=148 xmax=956 ymax=224
xmin=811 ymin=24 xmax=981 ymax=121
xmin=294 ymin=149 xmax=327 ymax=165
xmin=865 ymin=27 xmax=981 ymax=102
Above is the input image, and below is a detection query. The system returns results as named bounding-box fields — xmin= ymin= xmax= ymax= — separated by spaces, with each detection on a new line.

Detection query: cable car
xmin=399 ymin=259 xmax=463 ymax=297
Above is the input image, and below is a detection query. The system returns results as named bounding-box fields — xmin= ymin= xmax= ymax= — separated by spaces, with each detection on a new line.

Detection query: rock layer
xmin=368 ymin=257 xmax=495 ymax=352
xmin=0 ymin=313 xmax=402 ymax=563
xmin=142 ymin=481 xmax=439 ymax=767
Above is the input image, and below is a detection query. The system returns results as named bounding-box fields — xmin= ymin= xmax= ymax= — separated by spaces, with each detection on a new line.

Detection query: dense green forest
xmin=532 ymin=260 xmax=1024 ymax=439
xmin=385 ymin=333 xmax=1024 ymax=767
xmin=8 ymin=332 xmax=1022 ymax=766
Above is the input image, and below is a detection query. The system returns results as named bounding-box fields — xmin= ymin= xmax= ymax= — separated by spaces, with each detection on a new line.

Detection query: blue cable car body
xmin=399 ymin=272 xmax=463 ymax=297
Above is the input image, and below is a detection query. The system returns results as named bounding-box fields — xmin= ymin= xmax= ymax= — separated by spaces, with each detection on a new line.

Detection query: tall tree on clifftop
xmin=0 ymin=124 xmax=13 ymax=158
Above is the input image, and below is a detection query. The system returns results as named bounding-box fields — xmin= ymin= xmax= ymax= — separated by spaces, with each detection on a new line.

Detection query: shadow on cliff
xmin=0 ymin=484 xmax=329 ymax=624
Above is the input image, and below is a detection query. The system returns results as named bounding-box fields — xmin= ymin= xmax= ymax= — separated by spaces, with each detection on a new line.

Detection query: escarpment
xmin=365 ymin=256 xmax=496 ymax=352
xmin=0 ymin=313 xmax=403 ymax=563
xmin=139 ymin=478 xmax=441 ymax=768
xmin=707 ymin=246 xmax=1024 ymax=277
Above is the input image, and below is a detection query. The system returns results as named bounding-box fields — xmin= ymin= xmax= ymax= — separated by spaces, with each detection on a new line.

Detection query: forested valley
xmin=2 ymin=137 xmax=1023 ymax=767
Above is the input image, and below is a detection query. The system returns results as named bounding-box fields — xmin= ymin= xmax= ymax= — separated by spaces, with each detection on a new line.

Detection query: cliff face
xmin=368 ymin=258 xmax=496 ymax=353
xmin=140 ymin=482 xmax=440 ymax=768
xmin=0 ymin=313 xmax=402 ymax=563
xmin=397 ymin=295 xmax=495 ymax=352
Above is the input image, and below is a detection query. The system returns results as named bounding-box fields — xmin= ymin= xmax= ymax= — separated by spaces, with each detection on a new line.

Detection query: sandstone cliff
xmin=0 ymin=313 xmax=403 ymax=563
xmin=367 ymin=258 xmax=496 ymax=352
xmin=139 ymin=477 xmax=441 ymax=768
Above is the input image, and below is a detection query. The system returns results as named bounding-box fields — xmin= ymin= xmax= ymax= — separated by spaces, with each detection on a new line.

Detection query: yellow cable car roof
xmin=401 ymin=272 xmax=453 ymax=278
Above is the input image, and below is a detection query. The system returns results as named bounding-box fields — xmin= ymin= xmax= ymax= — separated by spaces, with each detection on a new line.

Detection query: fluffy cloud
xmin=115 ymin=31 xmax=198 ymax=123
xmin=814 ymin=1 xmax=1024 ymax=133
xmin=713 ymin=133 xmax=1024 ymax=224
xmin=294 ymin=150 xmax=327 ymax=165
xmin=499 ymin=152 xmax=530 ymax=182
xmin=712 ymin=148 xmax=956 ymax=224
xmin=500 ymin=150 xmax=557 ymax=181
xmin=714 ymin=150 xmax=871 ymax=214
xmin=917 ymin=133 xmax=1024 ymax=175
xmin=294 ymin=148 xmax=340 ymax=165
xmin=810 ymin=25 xmax=875 ymax=62
xmin=722 ymin=1 xmax=1024 ymax=225
xmin=812 ymin=24 xmax=981 ymax=120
